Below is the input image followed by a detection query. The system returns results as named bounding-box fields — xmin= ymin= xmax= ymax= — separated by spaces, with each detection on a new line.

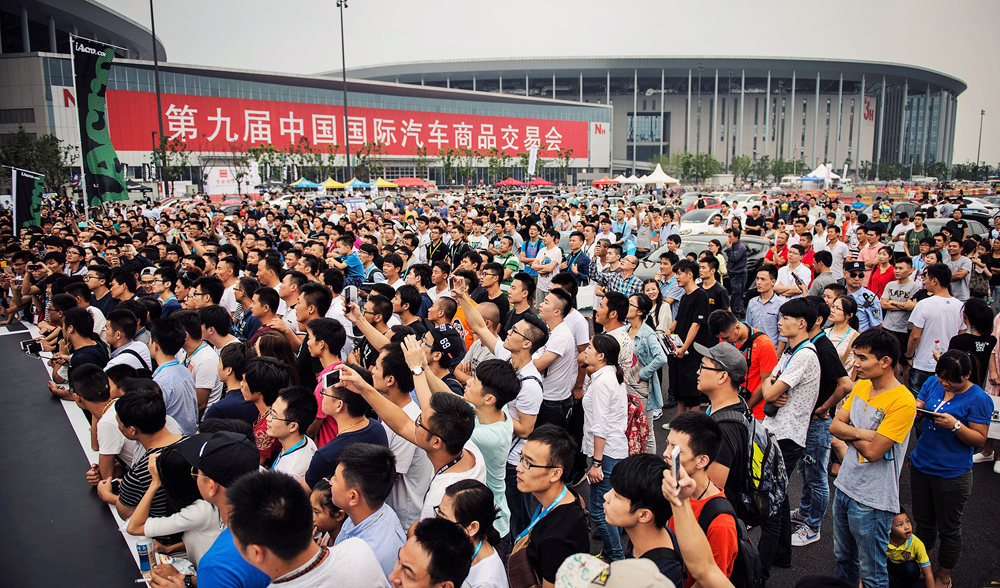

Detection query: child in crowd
xmin=310 ymin=478 xmax=347 ymax=547
xmin=886 ymin=510 xmax=933 ymax=588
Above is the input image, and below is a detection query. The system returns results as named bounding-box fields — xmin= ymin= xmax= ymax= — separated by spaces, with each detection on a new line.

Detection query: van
xmin=779 ymin=175 xmax=800 ymax=188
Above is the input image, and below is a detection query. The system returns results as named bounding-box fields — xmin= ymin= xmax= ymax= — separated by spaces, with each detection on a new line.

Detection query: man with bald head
xmin=589 ymin=251 xmax=644 ymax=298
xmin=455 ymin=301 xmax=500 ymax=385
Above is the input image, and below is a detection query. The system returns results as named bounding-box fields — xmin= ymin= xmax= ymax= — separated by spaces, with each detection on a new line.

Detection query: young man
xmin=247 ymin=286 xmax=281 ymax=346
xmin=707 ymin=310 xmax=778 ymax=421
xmin=831 ymin=329 xmax=916 ymax=588
xmin=944 ymin=239 xmax=972 ymax=302
xmin=267 ymin=386 xmax=319 ymax=482
xmin=905 ymin=263 xmax=965 ymax=395
xmin=233 ymin=276 xmax=262 ymax=341
xmin=519 ymin=224 xmax=543 ymax=277
xmin=666 ymin=259 xmax=713 ymax=414
xmin=532 ymin=288 xmax=579 ymax=429
xmin=655 ymin=251 xmax=683 ymax=318
xmin=109 ymin=269 xmax=139 ymax=303
xmin=700 ymin=256 xmax=731 ymax=314
xmin=493 ymin=235 xmax=522 ymax=290
xmin=203 ymin=341 xmax=260 ymax=425
xmin=152 ymin=266 xmax=182 ymax=318
xmin=880 ymin=256 xmax=920 ymax=362
xmin=389 ymin=518 xmax=472 ymax=588
xmin=775 ymin=244 xmax=812 ymax=299
xmin=530 ymin=228 xmax=563 ymax=301
xmin=381 ymin=252 xmax=405 ymax=290
xmin=806 ymin=250 xmax=837 ymax=299
xmin=840 ymin=260 xmax=883 ymax=332
xmin=424 ymin=225 xmax=449 ymax=266
xmin=103 ymin=308 xmax=152 ymax=373
xmin=86 ymin=264 xmax=119 ymax=317
xmin=890 ymin=212 xmax=914 ymax=256
xmin=725 ymin=228 xmax=749 ymax=318
xmin=825 ymin=224 xmax=850 ymax=278
xmin=199 ymin=305 xmax=240 ymax=351
xmin=330 ymin=443 xmax=406 ymax=579
xmin=763 ymin=231 xmax=789 ymax=268
xmin=561 ymin=230 xmax=591 ymax=287
xmin=276 ymin=270 xmax=306 ymax=339
xmin=304 ymin=317 xmax=348 ymax=448
xmin=72 ymin=364 xmax=127 ymax=484
xmin=393 ymin=285 xmax=429 ymax=338
xmin=149 ymin=317 xmax=199 ymax=435
xmin=226 ymin=470 xmax=389 ymax=587
xmin=758 ymin=298 xmax=821 ymax=575
xmin=603 ymin=454 xmax=685 ymax=586
xmin=241 ymin=356 xmax=290 ymax=465
xmin=173 ymin=310 xmax=224 ymax=411
xmin=216 ymin=256 xmax=241 ymax=314
xmin=427 ymin=261 xmax=452 ymax=302
xmin=473 ymin=262 xmax=510 ymax=327
xmin=664 ymin=411 xmax=739 ymax=586
xmin=500 ymin=272 xmax=535 ymax=341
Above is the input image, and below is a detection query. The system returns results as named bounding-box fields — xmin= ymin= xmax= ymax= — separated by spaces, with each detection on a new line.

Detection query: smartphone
xmin=345 ymin=285 xmax=358 ymax=307
xmin=322 ymin=370 xmax=340 ymax=390
xmin=670 ymin=445 xmax=682 ymax=487
xmin=77 ymin=221 xmax=88 ymax=228
xmin=915 ymin=407 xmax=939 ymax=417
xmin=20 ymin=340 xmax=42 ymax=356
xmin=449 ymin=275 xmax=461 ymax=290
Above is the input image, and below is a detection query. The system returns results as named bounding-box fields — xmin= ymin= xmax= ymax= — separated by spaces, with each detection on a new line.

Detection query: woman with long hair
xmin=642 ymin=279 xmax=672 ymax=332
xmin=436 ymin=480 xmax=508 ymax=588
xmin=867 ymin=246 xmax=895 ymax=297
xmin=582 ymin=333 xmax=629 ymax=562
xmin=825 ymin=296 xmax=860 ymax=376
xmin=910 ymin=350 xmax=992 ymax=588
xmin=125 ymin=448 xmax=222 ymax=566
xmin=627 ymin=294 xmax=667 ymax=452
xmin=254 ymin=330 xmax=302 ymax=385
xmin=941 ymin=298 xmax=997 ymax=388
xmin=707 ymin=239 xmax=728 ymax=276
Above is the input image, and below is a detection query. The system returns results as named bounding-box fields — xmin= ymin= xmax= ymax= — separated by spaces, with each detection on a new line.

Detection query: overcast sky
xmin=102 ymin=0 xmax=998 ymax=166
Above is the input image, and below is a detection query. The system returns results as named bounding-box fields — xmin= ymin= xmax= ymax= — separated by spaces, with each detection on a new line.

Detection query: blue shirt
xmin=203 ymin=389 xmax=260 ymax=426
xmin=910 ymin=377 xmax=993 ymax=478
xmin=746 ymin=293 xmax=788 ymax=348
xmin=521 ymin=239 xmax=541 ymax=276
xmin=160 ymin=296 xmax=182 ymax=319
xmin=341 ymin=252 xmax=364 ymax=282
xmin=335 ymin=503 xmax=406 ymax=579
xmin=153 ymin=360 xmax=199 ymax=435
xmin=848 ymin=287 xmax=883 ymax=331
xmin=659 ymin=276 xmax=684 ymax=318
xmin=304 ymin=420 xmax=389 ymax=488
xmin=197 ymin=528 xmax=270 ymax=588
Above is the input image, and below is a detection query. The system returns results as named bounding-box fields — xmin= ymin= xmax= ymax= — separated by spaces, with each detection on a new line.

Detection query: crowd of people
xmin=1 ymin=185 xmax=997 ymax=588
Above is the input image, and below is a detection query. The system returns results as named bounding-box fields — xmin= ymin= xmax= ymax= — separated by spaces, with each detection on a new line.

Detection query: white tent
xmin=621 ymin=174 xmax=643 ymax=184
xmin=612 ymin=174 xmax=629 ymax=183
xmin=640 ymin=163 xmax=681 ymax=185
xmin=808 ymin=164 xmax=840 ymax=180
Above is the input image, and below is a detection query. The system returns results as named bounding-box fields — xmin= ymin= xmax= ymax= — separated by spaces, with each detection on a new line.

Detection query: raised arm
xmin=451 ymin=280 xmax=497 ymax=352
xmin=336 ymin=364 xmax=417 ymax=445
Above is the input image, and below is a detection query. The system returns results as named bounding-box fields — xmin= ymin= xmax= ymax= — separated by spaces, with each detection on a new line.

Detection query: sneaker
xmin=662 ymin=398 xmax=678 ymax=409
xmin=973 ymin=452 xmax=995 ymax=464
xmin=652 ymin=409 xmax=663 ymax=421
xmin=791 ymin=526 xmax=821 ymax=546
xmin=789 ymin=508 xmax=807 ymax=526
xmin=569 ymin=470 xmax=589 ymax=488
xmin=662 ymin=422 xmax=671 ymax=431
xmin=994 ymin=461 xmax=1000 ymax=475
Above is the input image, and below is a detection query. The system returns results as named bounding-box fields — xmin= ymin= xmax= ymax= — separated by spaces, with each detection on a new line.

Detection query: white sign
xmin=205 ymin=164 xmax=260 ymax=196
xmin=527 ymin=145 xmax=538 ymax=176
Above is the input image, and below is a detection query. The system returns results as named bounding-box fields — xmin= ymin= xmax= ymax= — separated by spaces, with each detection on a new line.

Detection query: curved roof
xmin=332 ymin=56 xmax=966 ymax=95
xmin=0 ymin=0 xmax=166 ymax=61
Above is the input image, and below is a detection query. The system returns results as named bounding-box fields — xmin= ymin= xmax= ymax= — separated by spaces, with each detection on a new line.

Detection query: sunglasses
xmin=848 ymin=271 xmax=864 ymax=278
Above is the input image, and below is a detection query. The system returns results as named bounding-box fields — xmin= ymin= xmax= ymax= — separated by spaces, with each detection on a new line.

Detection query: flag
xmin=72 ymin=36 xmax=128 ymax=207
xmin=527 ymin=145 xmax=538 ymax=176
xmin=12 ymin=168 xmax=45 ymax=230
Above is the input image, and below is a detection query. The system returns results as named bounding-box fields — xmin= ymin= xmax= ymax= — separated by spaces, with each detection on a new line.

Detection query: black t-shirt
xmin=90 ymin=292 xmax=119 ymax=317
xmin=710 ymin=399 xmax=750 ymax=511
xmin=948 ymin=333 xmax=998 ymax=388
xmin=945 ymin=219 xmax=968 ymax=238
xmin=473 ymin=291 xmax=511 ymax=329
xmin=69 ymin=343 xmax=110 ymax=385
xmin=813 ymin=333 xmax=849 ymax=409
xmin=744 ymin=215 xmax=764 ymax=236
xmin=642 ymin=547 xmax=686 ymax=588
xmin=502 ymin=307 xmax=535 ymax=341
xmin=296 ymin=335 xmax=322 ymax=390
xmin=987 ymin=254 xmax=1000 ymax=287
xmin=404 ymin=318 xmax=430 ymax=339
xmin=526 ymin=494 xmax=590 ymax=584
xmin=703 ymin=282 xmax=731 ymax=315
xmin=675 ymin=288 xmax=713 ymax=348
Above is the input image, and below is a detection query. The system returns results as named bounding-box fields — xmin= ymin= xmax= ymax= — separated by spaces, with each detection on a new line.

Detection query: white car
xmin=677 ymin=208 xmax=745 ymax=236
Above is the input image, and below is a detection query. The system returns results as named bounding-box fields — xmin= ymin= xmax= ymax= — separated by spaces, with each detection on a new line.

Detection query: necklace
xmin=273 ymin=547 xmax=329 ymax=584
xmin=255 ymin=409 xmax=269 ymax=426
xmin=100 ymin=398 xmax=115 ymax=417
xmin=696 ymin=481 xmax=712 ymax=501
xmin=339 ymin=418 xmax=366 ymax=434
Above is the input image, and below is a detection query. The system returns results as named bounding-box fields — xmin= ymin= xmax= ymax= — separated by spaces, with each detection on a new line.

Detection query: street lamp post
xmin=149 ymin=0 xmax=164 ymax=200
xmin=696 ymin=63 xmax=703 ymax=155
xmin=338 ymin=0 xmax=352 ymax=179
xmin=977 ymin=109 xmax=985 ymax=178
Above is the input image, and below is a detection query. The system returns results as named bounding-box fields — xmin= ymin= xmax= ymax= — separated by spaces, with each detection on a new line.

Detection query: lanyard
xmin=153 ymin=359 xmax=179 ymax=377
xmin=471 ymin=540 xmax=483 ymax=561
xmin=434 ymin=451 xmax=464 ymax=477
xmin=429 ymin=241 xmax=442 ymax=259
xmin=809 ymin=332 xmax=825 ymax=344
xmin=183 ymin=341 xmax=208 ymax=368
xmin=272 ymin=437 xmax=306 ymax=470
xmin=568 ymin=250 xmax=583 ymax=268
xmin=624 ymin=275 xmax=638 ymax=293
xmin=516 ymin=485 xmax=568 ymax=542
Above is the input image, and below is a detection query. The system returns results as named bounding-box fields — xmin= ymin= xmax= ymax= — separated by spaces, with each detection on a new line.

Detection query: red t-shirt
xmin=742 ymin=331 xmax=779 ymax=420
xmin=867 ymin=264 xmax=894 ymax=298
xmin=313 ymin=362 xmax=342 ymax=448
xmin=764 ymin=246 xmax=788 ymax=266
xmin=668 ymin=488 xmax=738 ymax=587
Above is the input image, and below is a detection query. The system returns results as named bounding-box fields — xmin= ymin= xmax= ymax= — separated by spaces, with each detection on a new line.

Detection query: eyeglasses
xmin=518 ymin=455 xmax=560 ymax=470
xmin=509 ymin=326 xmax=528 ymax=341
xmin=415 ymin=413 xmax=449 ymax=444
xmin=432 ymin=505 xmax=453 ymax=521
xmin=190 ymin=466 xmax=202 ymax=481
xmin=266 ymin=412 xmax=294 ymax=423
xmin=482 ymin=272 xmax=500 ymax=278
xmin=698 ymin=363 xmax=728 ymax=373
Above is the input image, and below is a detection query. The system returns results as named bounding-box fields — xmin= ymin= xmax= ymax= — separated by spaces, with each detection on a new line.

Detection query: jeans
xmin=908 ymin=368 xmax=934 ymax=398
xmin=588 ymin=456 xmax=623 ymax=561
xmin=505 ymin=463 xmax=532 ymax=540
xmin=759 ymin=438 xmax=804 ymax=578
xmin=537 ymin=398 xmax=573 ymax=430
xmin=910 ymin=466 xmax=973 ymax=570
xmin=887 ymin=560 xmax=922 ymax=588
xmin=991 ymin=285 xmax=1000 ymax=314
xmin=797 ymin=417 xmax=833 ymax=532
xmin=833 ymin=488 xmax=894 ymax=588
xmin=729 ymin=272 xmax=747 ymax=317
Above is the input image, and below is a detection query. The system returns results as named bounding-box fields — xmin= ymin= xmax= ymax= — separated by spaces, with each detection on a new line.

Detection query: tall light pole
xmin=149 ymin=0 xmax=165 ymax=199
xmin=696 ymin=63 xmax=703 ymax=155
xmin=977 ymin=109 xmax=985 ymax=175
xmin=337 ymin=0 xmax=352 ymax=179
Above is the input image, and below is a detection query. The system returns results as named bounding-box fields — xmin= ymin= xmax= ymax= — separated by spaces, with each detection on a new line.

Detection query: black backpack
xmin=698 ymin=496 xmax=763 ymax=588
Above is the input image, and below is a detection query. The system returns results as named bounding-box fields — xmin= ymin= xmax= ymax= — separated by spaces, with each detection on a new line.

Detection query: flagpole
xmin=10 ymin=167 xmax=16 ymax=231
xmin=69 ymin=35 xmax=89 ymax=224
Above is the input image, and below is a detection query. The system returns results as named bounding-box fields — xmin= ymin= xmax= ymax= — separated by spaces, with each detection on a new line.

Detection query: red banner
xmin=105 ymin=90 xmax=589 ymax=157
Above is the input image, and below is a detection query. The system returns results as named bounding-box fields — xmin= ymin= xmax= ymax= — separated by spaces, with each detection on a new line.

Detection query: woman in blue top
xmin=627 ymin=294 xmax=668 ymax=453
xmin=910 ymin=350 xmax=993 ymax=588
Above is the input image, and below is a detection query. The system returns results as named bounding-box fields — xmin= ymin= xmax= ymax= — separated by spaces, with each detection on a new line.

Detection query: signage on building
xmin=105 ymin=90 xmax=590 ymax=158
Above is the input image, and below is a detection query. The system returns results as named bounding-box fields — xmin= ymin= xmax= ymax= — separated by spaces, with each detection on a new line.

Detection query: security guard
xmin=843 ymin=260 xmax=883 ymax=331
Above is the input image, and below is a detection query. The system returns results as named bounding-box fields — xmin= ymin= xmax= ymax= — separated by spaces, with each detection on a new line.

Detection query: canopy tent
xmin=592 ymin=176 xmax=618 ymax=187
xmin=496 ymin=177 xmax=527 ymax=187
xmin=322 ymin=178 xmax=347 ymax=189
xmin=372 ymin=177 xmax=399 ymax=188
xmin=640 ymin=163 xmax=681 ymax=185
xmin=621 ymin=174 xmax=643 ymax=184
xmin=346 ymin=177 xmax=373 ymax=188
xmin=394 ymin=177 xmax=434 ymax=187
xmin=527 ymin=178 xmax=554 ymax=186
xmin=808 ymin=164 xmax=840 ymax=180
xmin=612 ymin=174 xmax=629 ymax=183
xmin=291 ymin=178 xmax=320 ymax=189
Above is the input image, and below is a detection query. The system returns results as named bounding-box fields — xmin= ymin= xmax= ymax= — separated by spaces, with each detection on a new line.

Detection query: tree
xmin=219 ymin=141 xmax=252 ymax=196
xmin=152 ymin=136 xmax=190 ymax=195
xmin=554 ymin=147 xmax=574 ymax=184
xmin=457 ymin=148 xmax=481 ymax=185
xmin=752 ymin=155 xmax=771 ymax=182
xmin=437 ymin=148 xmax=459 ymax=186
xmin=0 ymin=127 xmax=77 ymax=191
xmin=730 ymin=155 xmax=753 ymax=183
xmin=353 ymin=142 xmax=387 ymax=182
xmin=485 ymin=147 xmax=505 ymax=184
xmin=246 ymin=145 xmax=282 ymax=181
xmin=691 ymin=153 xmax=722 ymax=182
xmin=413 ymin=145 xmax=433 ymax=179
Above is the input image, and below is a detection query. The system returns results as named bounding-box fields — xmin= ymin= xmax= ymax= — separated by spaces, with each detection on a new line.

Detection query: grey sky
xmin=102 ymin=0 xmax=998 ymax=166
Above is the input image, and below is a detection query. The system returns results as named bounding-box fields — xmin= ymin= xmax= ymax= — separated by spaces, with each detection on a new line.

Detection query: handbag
xmin=507 ymin=532 xmax=541 ymax=588
xmin=970 ymin=267 xmax=989 ymax=298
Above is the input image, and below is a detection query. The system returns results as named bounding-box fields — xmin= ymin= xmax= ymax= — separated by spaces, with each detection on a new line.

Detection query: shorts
xmin=671 ymin=352 xmax=702 ymax=407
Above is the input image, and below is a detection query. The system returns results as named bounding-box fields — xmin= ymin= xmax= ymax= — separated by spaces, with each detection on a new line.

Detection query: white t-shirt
xmin=385 ymin=401 xmax=434 ymax=530
xmin=427 ymin=286 xmax=451 ymax=302
xmin=271 ymin=436 xmax=318 ymax=482
xmin=891 ymin=223 xmax=913 ymax=252
xmin=220 ymin=283 xmax=238 ymax=313
xmin=419 ymin=442 xmax=487 ymax=520
xmin=909 ymin=295 xmax=965 ymax=372
xmin=828 ymin=240 xmax=850 ymax=279
xmin=539 ymin=322 xmax=578 ymax=402
xmin=325 ymin=297 xmax=355 ymax=359
xmin=564 ymin=309 xmax=591 ymax=348
xmin=492 ymin=340 xmax=543 ymax=467
xmin=762 ymin=341 xmax=821 ymax=447
xmin=97 ymin=402 xmax=183 ymax=467
xmin=533 ymin=246 xmax=563 ymax=292
xmin=777 ymin=264 xmax=813 ymax=299
xmin=274 ymin=539 xmax=390 ymax=588
xmin=386 ymin=278 xmax=405 ymax=291
xmin=142 ymin=500 xmax=221 ymax=566
xmin=283 ymin=303 xmax=304 ymax=335
xmin=88 ymin=306 xmax=107 ymax=343
xmin=177 ymin=344 xmax=224 ymax=406
xmin=465 ymin=550 xmax=510 ymax=588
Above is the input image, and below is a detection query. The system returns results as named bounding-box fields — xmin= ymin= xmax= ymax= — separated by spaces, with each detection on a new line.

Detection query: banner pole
xmin=11 ymin=167 xmax=16 ymax=231
xmin=69 ymin=34 xmax=89 ymax=224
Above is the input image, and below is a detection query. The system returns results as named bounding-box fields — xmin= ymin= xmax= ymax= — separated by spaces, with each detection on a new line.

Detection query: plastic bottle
xmin=136 ymin=537 xmax=154 ymax=580
xmin=933 ymin=339 xmax=945 ymax=355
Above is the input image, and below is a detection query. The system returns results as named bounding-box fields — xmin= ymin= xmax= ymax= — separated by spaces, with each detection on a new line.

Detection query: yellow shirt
xmin=842 ymin=380 xmax=916 ymax=447
xmin=886 ymin=535 xmax=931 ymax=567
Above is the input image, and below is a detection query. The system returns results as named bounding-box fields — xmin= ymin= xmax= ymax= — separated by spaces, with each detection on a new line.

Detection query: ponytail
xmin=592 ymin=333 xmax=624 ymax=384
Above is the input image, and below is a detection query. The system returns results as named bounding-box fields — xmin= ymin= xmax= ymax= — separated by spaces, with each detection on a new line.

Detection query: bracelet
xmin=592 ymin=459 xmax=603 ymax=467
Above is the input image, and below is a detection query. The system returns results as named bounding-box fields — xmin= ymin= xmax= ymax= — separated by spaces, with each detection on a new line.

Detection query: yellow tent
xmin=372 ymin=177 xmax=398 ymax=188
xmin=322 ymin=177 xmax=347 ymax=189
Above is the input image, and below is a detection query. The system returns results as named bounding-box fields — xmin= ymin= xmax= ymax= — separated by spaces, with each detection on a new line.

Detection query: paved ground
xmin=579 ymin=403 xmax=1000 ymax=588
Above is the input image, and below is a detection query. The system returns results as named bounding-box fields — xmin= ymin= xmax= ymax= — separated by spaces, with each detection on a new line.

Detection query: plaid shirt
xmin=590 ymin=263 xmax=643 ymax=297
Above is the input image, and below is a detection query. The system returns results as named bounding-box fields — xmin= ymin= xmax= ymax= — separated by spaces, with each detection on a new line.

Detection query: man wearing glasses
xmin=471 ymin=262 xmax=510 ymax=326
xmin=843 ymin=261 xmax=883 ymax=332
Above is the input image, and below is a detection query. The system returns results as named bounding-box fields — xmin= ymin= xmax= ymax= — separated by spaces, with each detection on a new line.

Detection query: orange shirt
xmin=668 ymin=488 xmax=738 ymax=587
xmin=453 ymin=303 xmax=477 ymax=350
xmin=743 ymin=331 xmax=778 ymax=420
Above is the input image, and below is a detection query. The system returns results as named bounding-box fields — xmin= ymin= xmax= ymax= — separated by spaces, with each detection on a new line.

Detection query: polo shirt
xmin=335 ymin=503 xmax=406 ymax=579
xmin=304 ymin=420 xmax=388 ymax=488
xmin=910 ymin=377 xmax=992 ymax=478
xmin=153 ymin=360 xmax=199 ymax=435
xmin=203 ymin=389 xmax=260 ymax=426
xmin=746 ymin=293 xmax=787 ymax=350
xmin=197 ymin=528 xmax=271 ymax=588
xmin=886 ymin=535 xmax=931 ymax=568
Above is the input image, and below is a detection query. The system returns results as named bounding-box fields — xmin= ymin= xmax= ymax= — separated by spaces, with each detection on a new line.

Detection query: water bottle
xmin=136 ymin=537 xmax=154 ymax=580
xmin=933 ymin=340 xmax=945 ymax=355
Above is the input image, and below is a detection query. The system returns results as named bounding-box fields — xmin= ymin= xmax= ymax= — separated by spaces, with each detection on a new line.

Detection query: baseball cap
xmin=428 ymin=324 xmax=466 ymax=367
xmin=693 ymin=342 xmax=748 ymax=384
xmin=844 ymin=260 xmax=865 ymax=273
xmin=556 ymin=554 xmax=675 ymax=588
xmin=178 ymin=432 xmax=259 ymax=487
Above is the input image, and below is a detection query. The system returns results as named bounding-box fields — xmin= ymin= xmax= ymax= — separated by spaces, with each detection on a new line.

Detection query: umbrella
xmin=527 ymin=178 xmax=554 ymax=186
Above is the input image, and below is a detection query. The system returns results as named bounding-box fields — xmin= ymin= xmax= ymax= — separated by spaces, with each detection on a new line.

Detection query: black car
xmin=635 ymin=234 xmax=771 ymax=304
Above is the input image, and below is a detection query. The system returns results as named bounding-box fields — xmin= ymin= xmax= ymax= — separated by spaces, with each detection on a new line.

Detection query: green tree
xmin=152 ymin=136 xmax=190 ymax=195
xmin=555 ymin=147 xmax=574 ymax=184
xmin=730 ymin=155 xmax=753 ymax=183
xmin=753 ymin=155 xmax=771 ymax=182
xmin=352 ymin=142 xmax=387 ymax=182
xmin=485 ymin=147 xmax=504 ymax=184
xmin=457 ymin=148 xmax=481 ymax=185
xmin=0 ymin=127 xmax=77 ymax=191
xmin=413 ymin=145 xmax=433 ymax=179
xmin=691 ymin=153 xmax=722 ymax=182
xmin=220 ymin=141 xmax=252 ymax=196
xmin=437 ymin=148 xmax=459 ymax=185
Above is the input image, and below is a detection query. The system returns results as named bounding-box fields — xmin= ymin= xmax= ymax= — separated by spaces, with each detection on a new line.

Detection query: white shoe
xmin=652 ymin=409 xmax=663 ymax=421
xmin=791 ymin=525 xmax=821 ymax=547
xmin=972 ymin=452 xmax=995 ymax=464
xmin=994 ymin=461 xmax=1000 ymax=475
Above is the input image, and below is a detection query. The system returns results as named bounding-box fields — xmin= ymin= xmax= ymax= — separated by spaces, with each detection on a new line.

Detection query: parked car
xmin=677 ymin=208 xmax=745 ymax=236
xmin=678 ymin=193 xmax=721 ymax=211
xmin=923 ymin=217 xmax=988 ymax=238
xmin=634 ymin=234 xmax=771 ymax=305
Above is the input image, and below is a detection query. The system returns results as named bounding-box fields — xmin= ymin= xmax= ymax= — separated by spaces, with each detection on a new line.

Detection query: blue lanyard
xmin=471 ymin=540 xmax=483 ymax=561
xmin=153 ymin=359 xmax=179 ymax=377
xmin=272 ymin=437 xmax=306 ymax=469
xmin=516 ymin=485 xmax=568 ymax=542
xmin=183 ymin=342 xmax=208 ymax=368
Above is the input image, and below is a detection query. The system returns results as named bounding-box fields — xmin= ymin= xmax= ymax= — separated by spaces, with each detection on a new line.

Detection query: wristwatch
xmin=184 ymin=575 xmax=194 ymax=588
xmin=411 ymin=366 xmax=424 ymax=376
xmin=952 ymin=421 xmax=963 ymax=432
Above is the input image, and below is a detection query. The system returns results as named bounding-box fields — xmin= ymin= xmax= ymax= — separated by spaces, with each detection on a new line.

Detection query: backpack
xmin=625 ymin=392 xmax=649 ymax=455
xmin=712 ymin=411 xmax=788 ymax=528
xmin=120 ymin=348 xmax=154 ymax=379
xmin=737 ymin=328 xmax=766 ymax=401
xmin=697 ymin=496 xmax=763 ymax=588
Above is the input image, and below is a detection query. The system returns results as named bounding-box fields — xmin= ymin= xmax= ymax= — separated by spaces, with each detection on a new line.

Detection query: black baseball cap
xmin=178 ymin=432 xmax=259 ymax=487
